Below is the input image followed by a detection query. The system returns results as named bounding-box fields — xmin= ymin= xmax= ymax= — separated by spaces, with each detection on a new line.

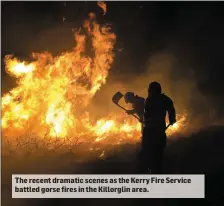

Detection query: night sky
xmin=2 ymin=1 xmax=224 ymax=116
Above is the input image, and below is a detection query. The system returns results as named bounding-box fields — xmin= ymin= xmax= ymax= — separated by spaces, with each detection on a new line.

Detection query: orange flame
xmin=2 ymin=7 xmax=187 ymax=147
xmin=97 ymin=1 xmax=107 ymax=15
xmin=2 ymin=12 xmax=116 ymax=138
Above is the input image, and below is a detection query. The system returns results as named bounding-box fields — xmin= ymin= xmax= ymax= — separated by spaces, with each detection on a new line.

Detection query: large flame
xmin=2 ymin=6 xmax=187 ymax=150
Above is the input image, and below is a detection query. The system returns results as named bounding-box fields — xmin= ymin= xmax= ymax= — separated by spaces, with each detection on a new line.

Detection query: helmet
xmin=124 ymin=92 xmax=134 ymax=103
xmin=148 ymin=81 xmax=162 ymax=95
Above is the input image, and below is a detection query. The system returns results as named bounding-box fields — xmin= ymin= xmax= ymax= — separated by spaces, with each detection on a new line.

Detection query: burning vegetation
xmin=1 ymin=4 xmax=188 ymax=157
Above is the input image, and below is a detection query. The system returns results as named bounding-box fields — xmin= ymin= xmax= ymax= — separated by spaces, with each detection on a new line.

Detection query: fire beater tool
xmin=112 ymin=91 xmax=171 ymax=130
xmin=112 ymin=91 xmax=141 ymax=121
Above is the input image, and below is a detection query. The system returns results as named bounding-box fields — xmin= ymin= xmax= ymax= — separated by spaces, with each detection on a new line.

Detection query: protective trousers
xmin=138 ymin=126 xmax=166 ymax=174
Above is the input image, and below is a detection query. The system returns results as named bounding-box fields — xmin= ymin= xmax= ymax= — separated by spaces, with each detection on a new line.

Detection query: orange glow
xmin=2 ymin=5 xmax=187 ymax=148
xmin=97 ymin=1 xmax=107 ymax=15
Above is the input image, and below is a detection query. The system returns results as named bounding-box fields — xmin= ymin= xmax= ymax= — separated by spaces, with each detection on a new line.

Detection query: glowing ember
xmin=97 ymin=1 xmax=107 ymax=15
xmin=2 ymin=4 xmax=187 ymax=148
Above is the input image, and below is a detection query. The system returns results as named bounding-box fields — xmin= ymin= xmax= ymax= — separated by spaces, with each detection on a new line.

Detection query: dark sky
xmin=2 ymin=1 xmax=224 ymax=113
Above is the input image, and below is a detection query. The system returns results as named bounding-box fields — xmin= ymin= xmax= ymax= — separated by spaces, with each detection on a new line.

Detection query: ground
xmin=2 ymin=126 xmax=224 ymax=206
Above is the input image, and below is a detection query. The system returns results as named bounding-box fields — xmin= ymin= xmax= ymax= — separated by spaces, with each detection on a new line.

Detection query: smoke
xmin=2 ymin=2 xmax=220 ymax=134
xmin=91 ymin=51 xmax=217 ymax=133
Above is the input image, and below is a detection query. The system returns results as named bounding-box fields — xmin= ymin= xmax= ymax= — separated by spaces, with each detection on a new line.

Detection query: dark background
xmin=2 ymin=1 xmax=224 ymax=113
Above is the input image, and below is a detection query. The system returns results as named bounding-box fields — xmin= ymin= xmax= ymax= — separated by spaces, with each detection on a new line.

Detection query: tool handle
xmin=165 ymin=123 xmax=171 ymax=130
xmin=131 ymin=114 xmax=141 ymax=121
xmin=116 ymin=104 xmax=141 ymax=121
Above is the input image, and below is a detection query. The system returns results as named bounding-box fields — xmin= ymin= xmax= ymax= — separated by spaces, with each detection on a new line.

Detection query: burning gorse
xmin=2 ymin=6 xmax=187 ymax=146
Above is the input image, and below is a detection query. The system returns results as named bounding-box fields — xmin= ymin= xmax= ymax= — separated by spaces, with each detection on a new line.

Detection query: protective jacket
xmin=143 ymin=93 xmax=176 ymax=130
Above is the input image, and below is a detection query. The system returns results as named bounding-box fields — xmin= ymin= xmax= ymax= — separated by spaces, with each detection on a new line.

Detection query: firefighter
xmin=140 ymin=81 xmax=176 ymax=174
xmin=124 ymin=92 xmax=145 ymax=123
